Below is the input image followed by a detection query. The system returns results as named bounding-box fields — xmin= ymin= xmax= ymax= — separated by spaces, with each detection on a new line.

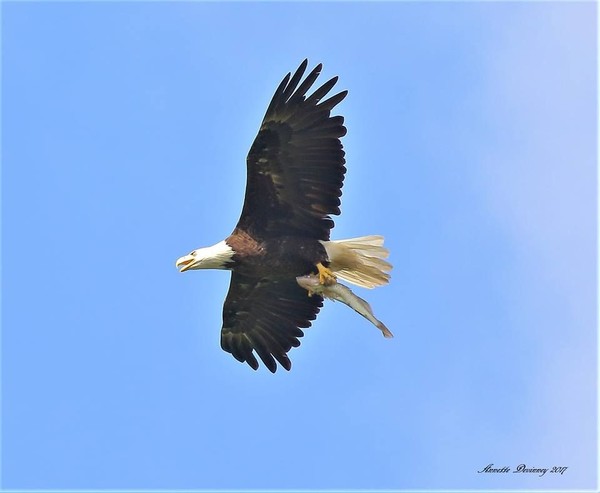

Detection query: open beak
xmin=176 ymin=254 xmax=197 ymax=272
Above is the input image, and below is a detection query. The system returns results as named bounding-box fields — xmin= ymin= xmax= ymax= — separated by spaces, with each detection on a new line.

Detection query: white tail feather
xmin=320 ymin=235 xmax=392 ymax=289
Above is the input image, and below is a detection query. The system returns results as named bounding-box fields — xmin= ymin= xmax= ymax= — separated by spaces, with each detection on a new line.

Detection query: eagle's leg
xmin=316 ymin=262 xmax=337 ymax=286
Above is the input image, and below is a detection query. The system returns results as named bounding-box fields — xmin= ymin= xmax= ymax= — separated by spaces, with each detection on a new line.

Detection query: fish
xmin=296 ymin=274 xmax=394 ymax=338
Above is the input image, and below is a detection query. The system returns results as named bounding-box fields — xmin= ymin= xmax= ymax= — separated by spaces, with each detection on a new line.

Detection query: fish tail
xmin=377 ymin=321 xmax=394 ymax=338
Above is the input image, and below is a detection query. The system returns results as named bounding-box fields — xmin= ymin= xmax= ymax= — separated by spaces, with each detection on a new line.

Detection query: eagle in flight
xmin=176 ymin=60 xmax=392 ymax=372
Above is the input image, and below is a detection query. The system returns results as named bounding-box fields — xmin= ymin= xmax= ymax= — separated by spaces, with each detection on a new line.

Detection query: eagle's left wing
xmin=220 ymin=272 xmax=323 ymax=372
xmin=234 ymin=60 xmax=348 ymax=241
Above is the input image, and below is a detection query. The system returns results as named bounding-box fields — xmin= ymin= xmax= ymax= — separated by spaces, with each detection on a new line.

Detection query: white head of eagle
xmin=175 ymin=60 xmax=392 ymax=373
xmin=176 ymin=240 xmax=234 ymax=272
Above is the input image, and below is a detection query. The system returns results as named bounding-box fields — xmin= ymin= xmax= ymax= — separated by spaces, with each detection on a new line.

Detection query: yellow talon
xmin=316 ymin=262 xmax=337 ymax=286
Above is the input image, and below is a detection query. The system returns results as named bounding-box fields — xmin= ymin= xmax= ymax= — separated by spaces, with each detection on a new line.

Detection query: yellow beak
xmin=175 ymin=254 xmax=196 ymax=272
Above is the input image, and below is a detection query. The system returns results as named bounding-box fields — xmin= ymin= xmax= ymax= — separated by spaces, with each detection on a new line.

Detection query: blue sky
xmin=2 ymin=1 xmax=597 ymax=491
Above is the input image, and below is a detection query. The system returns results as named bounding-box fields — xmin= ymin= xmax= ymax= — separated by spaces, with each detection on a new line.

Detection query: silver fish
xmin=296 ymin=274 xmax=393 ymax=338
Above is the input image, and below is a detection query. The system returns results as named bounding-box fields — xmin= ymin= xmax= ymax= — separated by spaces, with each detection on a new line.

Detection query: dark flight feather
xmin=221 ymin=273 xmax=323 ymax=372
xmin=235 ymin=59 xmax=347 ymax=240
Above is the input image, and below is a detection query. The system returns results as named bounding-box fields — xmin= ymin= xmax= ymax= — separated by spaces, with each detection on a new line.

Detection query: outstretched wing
xmin=235 ymin=59 xmax=348 ymax=241
xmin=221 ymin=272 xmax=323 ymax=372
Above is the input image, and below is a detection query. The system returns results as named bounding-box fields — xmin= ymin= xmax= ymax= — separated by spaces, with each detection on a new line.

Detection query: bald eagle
xmin=176 ymin=60 xmax=391 ymax=372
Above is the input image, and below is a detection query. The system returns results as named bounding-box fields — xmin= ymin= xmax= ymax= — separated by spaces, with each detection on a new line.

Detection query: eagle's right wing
xmin=220 ymin=272 xmax=323 ymax=372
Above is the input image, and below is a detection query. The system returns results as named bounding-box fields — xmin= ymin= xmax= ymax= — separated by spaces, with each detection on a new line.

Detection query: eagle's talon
xmin=316 ymin=262 xmax=337 ymax=286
